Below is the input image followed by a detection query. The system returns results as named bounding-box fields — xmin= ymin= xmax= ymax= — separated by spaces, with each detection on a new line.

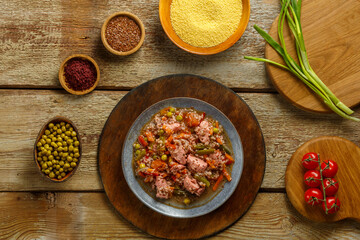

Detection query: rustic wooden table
xmin=1 ymin=0 xmax=359 ymax=239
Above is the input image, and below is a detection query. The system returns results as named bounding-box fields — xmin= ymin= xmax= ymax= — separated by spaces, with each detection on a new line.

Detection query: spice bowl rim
xmin=58 ymin=54 xmax=100 ymax=95
xmin=101 ymin=11 xmax=145 ymax=56
xmin=159 ymin=0 xmax=251 ymax=55
xmin=33 ymin=116 xmax=82 ymax=183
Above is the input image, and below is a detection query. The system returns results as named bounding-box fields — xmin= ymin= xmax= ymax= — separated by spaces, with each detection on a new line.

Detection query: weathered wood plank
xmin=0 ymin=0 xmax=279 ymax=89
xmin=0 ymin=89 xmax=359 ymax=191
xmin=0 ymin=192 xmax=359 ymax=239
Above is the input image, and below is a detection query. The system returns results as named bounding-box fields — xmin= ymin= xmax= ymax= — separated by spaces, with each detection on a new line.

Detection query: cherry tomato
xmin=304 ymin=188 xmax=323 ymax=206
xmin=322 ymin=197 xmax=341 ymax=214
xmin=304 ymin=170 xmax=321 ymax=187
xmin=323 ymin=178 xmax=339 ymax=196
xmin=302 ymin=152 xmax=319 ymax=170
xmin=321 ymin=160 xmax=338 ymax=178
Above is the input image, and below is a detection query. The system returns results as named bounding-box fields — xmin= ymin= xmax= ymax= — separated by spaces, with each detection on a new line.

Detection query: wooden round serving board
xmin=265 ymin=0 xmax=360 ymax=113
xmin=286 ymin=136 xmax=360 ymax=222
xmin=98 ymin=74 xmax=266 ymax=239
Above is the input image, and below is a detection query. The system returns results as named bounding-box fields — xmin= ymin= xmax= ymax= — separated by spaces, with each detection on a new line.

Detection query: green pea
xmin=68 ymin=167 xmax=73 ymax=171
xmin=61 ymin=172 xmax=66 ymax=177
xmin=61 ymin=126 xmax=66 ymax=132
xmin=42 ymin=135 xmax=47 ymax=139
xmin=53 ymin=151 xmax=58 ymax=156
xmin=63 ymin=147 xmax=68 ymax=152
xmin=74 ymin=141 xmax=79 ymax=147
xmin=42 ymin=163 xmax=48 ymax=169
xmin=52 ymin=160 xmax=57 ymax=164
xmin=49 ymin=134 xmax=54 ymax=139
xmin=40 ymin=139 xmax=46 ymax=145
xmin=73 ymin=158 xmax=78 ymax=163
xmin=69 ymin=146 xmax=74 ymax=152
xmin=135 ymin=150 xmax=141 ymax=155
xmin=69 ymin=127 xmax=74 ymax=132
xmin=49 ymin=123 xmax=54 ymax=128
xmin=52 ymin=137 xmax=57 ymax=142
xmin=49 ymin=172 xmax=55 ymax=178
xmin=63 ymin=152 xmax=68 ymax=157
xmin=64 ymin=163 xmax=70 ymax=168
xmin=213 ymin=128 xmax=219 ymax=134
xmin=53 ymin=126 xmax=58 ymax=131
xmin=66 ymin=123 xmax=70 ymax=128
xmin=67 ymin=156 xmax=72 ymax=162
xmin=65 ymin=131 xmax=71 ymax=136
xmin=45 ymin=130 xmax=50 ymax=135
xmin=46 ymin=138 xmax=51 ymax=144
xmin=57 ymin=175 xmax=62 ymax=180
xmin=37 ymin=157 xmax=42 ymax=161
xmin=59 ymin=161 xmax=64 ymax=166
xmin=56 ymin=165 xmax=60 ymax=170
xmin=43 ymin=156 xmax=48 ymax=161
xmin=74 ymin=152 xmax=80 ymax=158
xmin=167 ymin=111 xmax=173 ymax=117
xmin=176 ymin=115 xmax=183 ymax=121
xmin=61 ymin=133 xmax=66 ymax=138
xmin=71 ymin=131 xmax=77 ymax=137
xmin=62 ymin=141 xmax=67 ymax=146
xmin=55 ymin=156 xmax=60 ymax=160
xmin=47 ymin=161 xmax=53 ymax=167
xmin=74 ymin=148 xmax=79 ymax=153
xmin=38 ymin=152 xmax=42 ymax=157
xmin=44 ymin=169 xmax=50 ymax=175
xmin=134 ymin=144 xmax=141 ymax=149
xmin=161 ymin=154 xmax=168 ymax=161
xmin=59 ymin=168 xmax=64 ymax=173
xmin=48 ymin=167 xmax=53 ymax=171
xmin=58 ymin=147 xmax=63 ymax=152
xmin=70 ymin=162 xmax=77 ymax=168
xmin=37 ymin=142 xmax=42 ymax=147
xmin=158 ymin=129 xmax=164 ymax=135
xmin=169 ymin=107 xmax=176 ymax=113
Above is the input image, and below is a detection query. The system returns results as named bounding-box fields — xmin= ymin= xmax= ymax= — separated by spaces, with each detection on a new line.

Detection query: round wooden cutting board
xmin=286 ymin=136 xmax=360 ymax=222
xmin=98 ymin=74 xmax=266 ymax=239
xmin=265 ymin=0 xmax=360 ymax=113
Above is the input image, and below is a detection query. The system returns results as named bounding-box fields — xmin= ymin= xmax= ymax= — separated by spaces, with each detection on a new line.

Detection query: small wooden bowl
xmin=34 ymin=116 xmax=82 ymax=183
xmin=101 ymin=12 xmax=145 ymax=56
xmin=159 ymin=0 xmax=250 ymax=55
xmin=59 ymin=54 xmax=100 ymax=95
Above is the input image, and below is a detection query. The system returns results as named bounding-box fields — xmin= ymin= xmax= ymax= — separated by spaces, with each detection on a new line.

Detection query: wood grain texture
xmin=0 ymin=192 xmax=359 ymax=239
xmin=286 ymin=136 xmax=360 ymax=222
xmin=0 ymin=89 xmax=359 ymax=191
xmin=0 ymin=0 xmax=280 ymax=90
xmin=98 ymin=75 xmax=266 ymax=239
xmin=265 ymin=0 xmax=360 ymax=113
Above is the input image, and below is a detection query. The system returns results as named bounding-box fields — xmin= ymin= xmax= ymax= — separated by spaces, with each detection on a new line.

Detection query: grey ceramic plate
xmin=122 ymin=97 xmax=243 ymax=218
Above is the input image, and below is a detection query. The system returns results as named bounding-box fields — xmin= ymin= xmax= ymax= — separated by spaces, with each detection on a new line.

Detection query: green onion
xmin=245 ymin=0 xmax=359 ymax=122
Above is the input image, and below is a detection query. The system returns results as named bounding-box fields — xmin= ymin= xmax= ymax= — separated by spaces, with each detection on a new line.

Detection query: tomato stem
xmin=318 ymin=154 xmax=328 ymax=214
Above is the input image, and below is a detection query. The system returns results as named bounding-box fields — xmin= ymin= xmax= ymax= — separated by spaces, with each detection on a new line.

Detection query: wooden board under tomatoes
xmin=286 ymin=136 xmax=360 ymax=222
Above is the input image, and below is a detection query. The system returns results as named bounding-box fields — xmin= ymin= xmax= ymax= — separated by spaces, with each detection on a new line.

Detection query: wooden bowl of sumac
xmin=59 ymin=54 xmax=100 ymax=95
xmin=101 ymin=12 xmax=145 ymax=56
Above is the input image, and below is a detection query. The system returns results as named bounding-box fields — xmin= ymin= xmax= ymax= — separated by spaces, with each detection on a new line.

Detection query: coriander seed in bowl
xmin=101 ymin=12 xmax=145 ymax=56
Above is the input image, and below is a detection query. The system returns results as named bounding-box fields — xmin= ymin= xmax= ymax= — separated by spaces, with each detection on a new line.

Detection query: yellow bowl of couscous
xmin=159 ymin=0 xmax=250 ymax=55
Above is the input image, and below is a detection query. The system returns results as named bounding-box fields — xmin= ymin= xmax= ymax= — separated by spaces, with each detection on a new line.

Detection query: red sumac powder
xmin=64 ymin=58 xmax=97 ymax=91
xmin=105 ymin=16 xmax=141 ymax=52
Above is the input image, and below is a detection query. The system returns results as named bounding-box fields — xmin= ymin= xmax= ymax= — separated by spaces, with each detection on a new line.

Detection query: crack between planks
xmin=0 ymin=86 xmax=278 ymax=94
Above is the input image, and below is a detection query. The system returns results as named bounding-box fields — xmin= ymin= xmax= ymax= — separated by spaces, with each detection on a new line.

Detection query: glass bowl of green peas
xmin=34 ymin=116 xmax=82 ymax=182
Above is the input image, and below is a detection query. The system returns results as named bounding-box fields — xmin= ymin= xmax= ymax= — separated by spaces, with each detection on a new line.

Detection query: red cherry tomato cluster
xmin=302 ymin=152 xmax=340 ymax=214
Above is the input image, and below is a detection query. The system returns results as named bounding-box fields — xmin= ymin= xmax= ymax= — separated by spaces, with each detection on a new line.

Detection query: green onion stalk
xmin=245 ymin=0 xmax=359 ymax=122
